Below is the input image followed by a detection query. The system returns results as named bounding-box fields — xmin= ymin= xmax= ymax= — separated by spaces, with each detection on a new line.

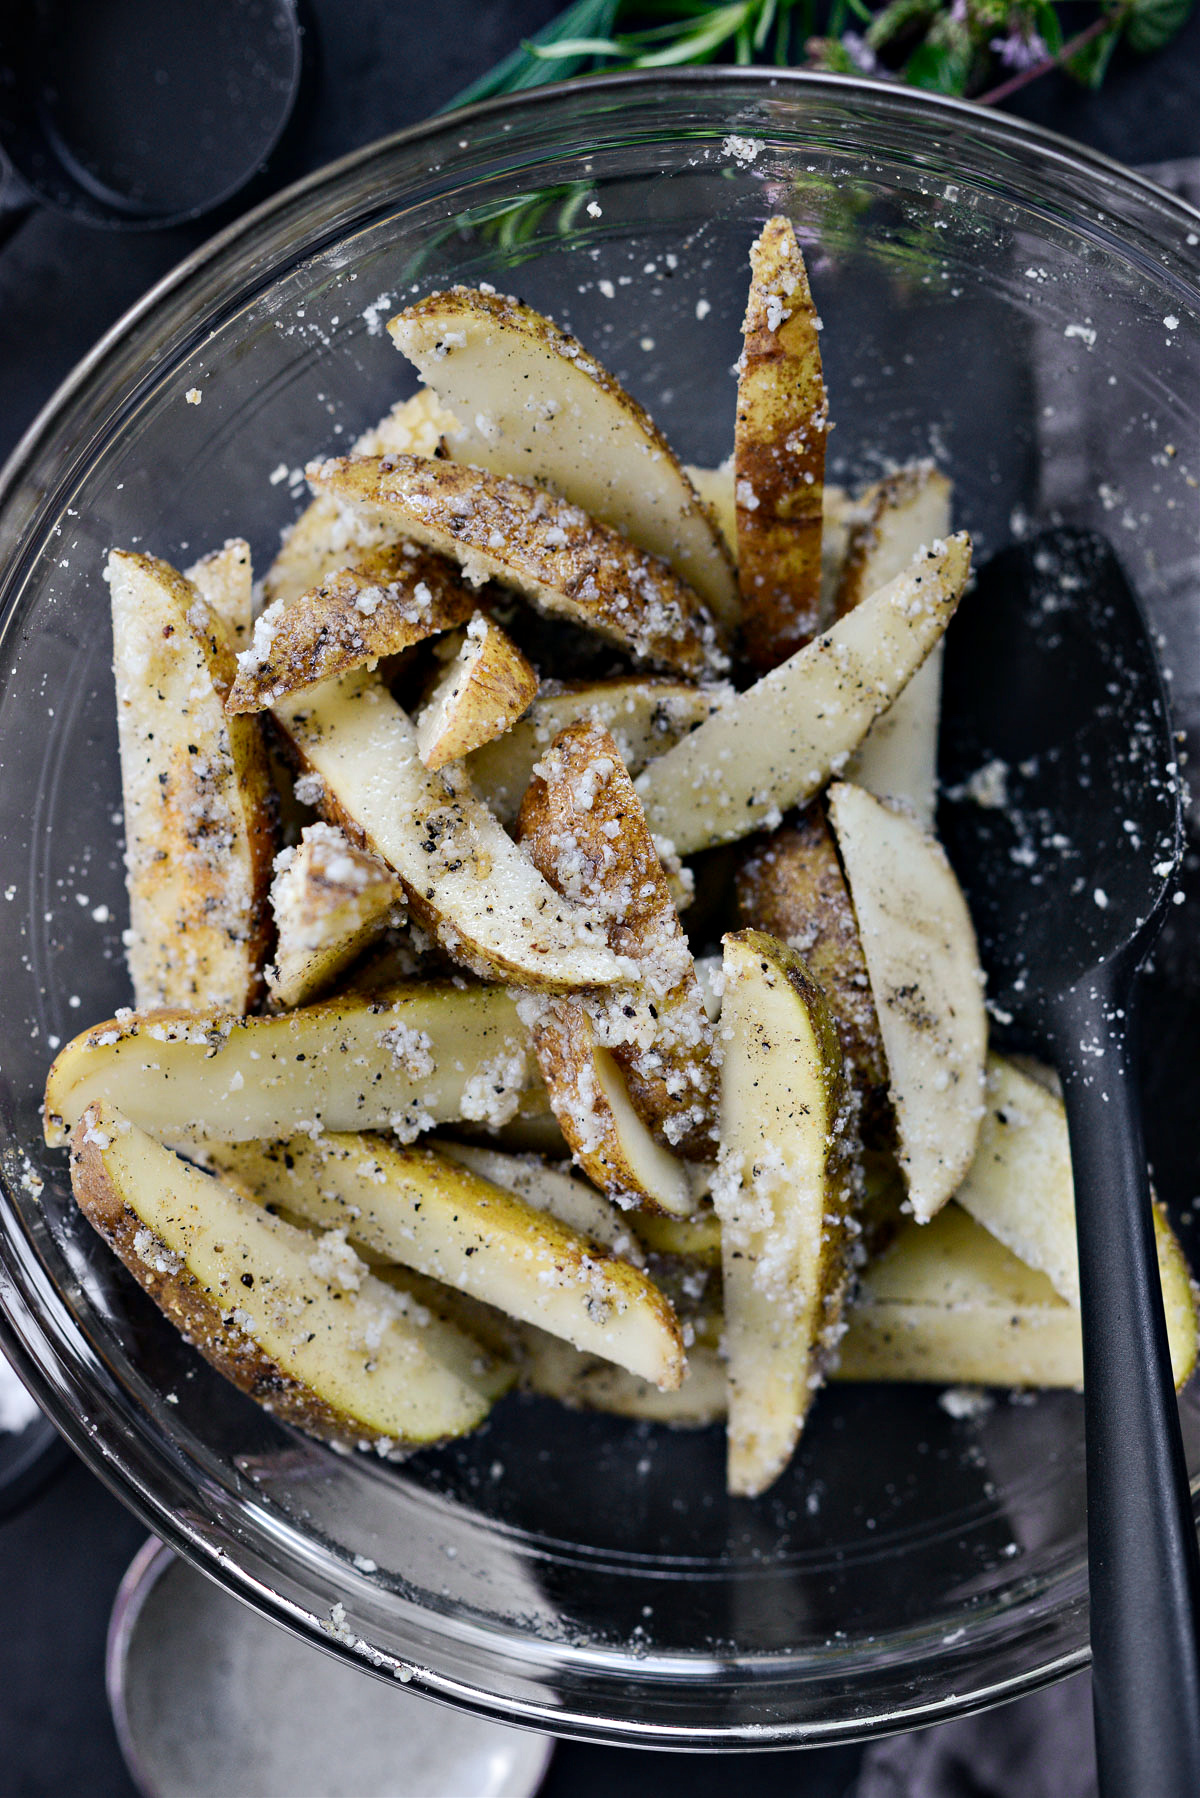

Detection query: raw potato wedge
xmin=955 ymin=1054 xmax=1077 ymax=1306
xmin=264 ymin=388 xmax=460 ymax=607
xmin=840 ymin=465 xmax=954 ymax=827
xmin=635 ymin=534 xmax=973 ymax=855
xmin=228 ymin=542 xmax=481 ymax=712
xmin=438 ymin=1141 xmax=645 ymax=1260
xmin=272 ymin=670 xmax=626 ymax=988
xmin=70 ymin=1105 xmax=509 ymax=1448
xmin=267 ymin=823 xmax=405 ymax=1009
xmin=307 ymin=454 xmax=727 ymax=679
xmin=686 ymin=462 xmax=859 ymax=618
xmin=109 ymin=550 xmax=275 ymax=1015
xmin=520 ymin=1329 xmax=728 ymax=1425
xmin=207 ymin=1135 xmax=684 ymax=1388
xmin=467 ymin=677 xmax=722 ymax=825
xmin=827 ymin=781 xmax=987 ymax=1224
xmin=518 ymin=720 xmax=719 ymax=1157
xmin=416 ymin=613 xmax=538 ymax=770
xmin=735 ymin=217 xmax=829 ymax=669
xmin=44 ymin=983 xmax=546 ymax=1148
xmin=715 ymin=930 xmax=856 ymax=1498
xmin=185 ymin=537 xmax=253 ymax=654
xmin=514 ymin=997 xmax=694 ymax=1215
xmin=388 ymin=287 xmax=737 ymax=622
xmin=836 ymin=1201 xmax=1198 ymax=1391
xmin=735 ymin=808 xmax=890 ymax=1139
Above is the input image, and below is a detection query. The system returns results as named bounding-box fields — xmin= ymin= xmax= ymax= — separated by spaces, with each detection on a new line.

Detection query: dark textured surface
xmin=2 ymin=4 xmax=1199 ymax=1794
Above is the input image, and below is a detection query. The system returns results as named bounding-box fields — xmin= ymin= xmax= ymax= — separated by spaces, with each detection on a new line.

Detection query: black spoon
xmin=939 ymin=528 xmax=1200 ymax=1797
xmin=0 ymin=0 xmax=311 ymax=249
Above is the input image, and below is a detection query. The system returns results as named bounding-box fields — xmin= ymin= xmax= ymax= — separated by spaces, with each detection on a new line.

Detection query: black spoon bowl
xmin=939 ymin=528 xmax=1200 ymax=1797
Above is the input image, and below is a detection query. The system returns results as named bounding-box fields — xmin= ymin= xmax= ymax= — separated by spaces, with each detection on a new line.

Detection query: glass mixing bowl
xmin=1 ymin=70 xmax=1198 ymax=1748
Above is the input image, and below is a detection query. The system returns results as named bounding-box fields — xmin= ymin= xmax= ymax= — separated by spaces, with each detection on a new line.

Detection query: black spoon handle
xmin=1053 ymin=964 xmax=1200 ymax=1798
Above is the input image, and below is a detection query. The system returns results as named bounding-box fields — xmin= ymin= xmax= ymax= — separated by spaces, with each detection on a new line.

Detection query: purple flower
xmin=841 ymin=31 xmax=878 ymax=74
xmin=950 ymin=0 xmax=969 ymax=22
xmin=991 ymin=28 xmax=1049 ymax=70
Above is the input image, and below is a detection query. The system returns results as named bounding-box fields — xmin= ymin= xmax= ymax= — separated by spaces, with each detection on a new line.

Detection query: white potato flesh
xmin=273 ymin=670 xmax=625 ymax=988
xmin=43 ymin=983 xmax=544 ymax=1148
xmin=388 ymin=287 xmax=738 ymax=622
xmin=185 ymin=537 xmax=253 ymax=653
xmin=520 ymin=1329 xmax=729 ymax=1425
xmin=109 ymin=550 xmax=275 ymax=1016
xmin=841 ymin=466 xmax=953 ymax=826
xmin=467 ymin=678 xmax=721 ymax=826
xmin=635 ymin=534 xmax=972 ymax=855
xmin=827 ymin=781 xmax=987 ymax=1224
xmin=955 ymin=1053 xmax=1080 ymax=1306
xmin=438 ymin=1141 xmax=643 ymax=1260
xmin=209 ymin=1135 xmax=684 ymax=1389
xmin=70 ymin=1106 xmax=503 ymax=1445
xmin=415 ymin=614 xmax=538 ymax=770
xmin=715 ymin=931 xmax=853 ymax=1498
xmin=267 ymin=824 xmax=403 ymax=1009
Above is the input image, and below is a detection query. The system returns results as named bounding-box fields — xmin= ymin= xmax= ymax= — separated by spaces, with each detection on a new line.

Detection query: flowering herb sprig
xmin=450 ymin=0 xmax=1194 ymax=108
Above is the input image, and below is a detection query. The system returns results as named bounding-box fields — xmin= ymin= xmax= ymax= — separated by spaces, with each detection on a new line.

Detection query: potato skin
xmin=69 ymin=1121 xmax=384 ymax=1449
xmin=735 ymin=807 xmax=891 ymax=1145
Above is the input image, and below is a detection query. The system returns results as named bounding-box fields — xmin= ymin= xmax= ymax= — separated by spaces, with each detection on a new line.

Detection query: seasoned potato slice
xmin=70 ymin=1104 xmax=509 ymax=1448
xmin=715 ymin=930 xmax=856 ymax=1497
xmin=44 ymin=983 xmax=545 ymax=1148
xmin=735 ymin=808 xmax=890 ymax=1140
xmin=185 ymin=537 xmax=253 ymax=653
xmin=467 ymin=677 xmax=721 ymax=825
xmin=513 ymin=998 xmax=693 ymax=1214
xmin=838 ymin=1201 xmax=1198 ymax=1391
xmin=520 ymin=1330 xmax=728 ymax=1425
xmin=635 ymin=535 xmax=972 ymax=854
xmin=272 ymin=670 xmax=626 ymax=988
xmin=827 ymin=782 xmax=987 ymax=1225
xmin=207 ymin=1135 xmax=684 ymax=1388
xmin=388 ymin=287 xmax=737 ymax=622
xmin=267 ymin=824 xmax=404 ymax=1009
xmin=839 ymin=464 xmax=954 ymax=827
xmin=416 ymin=614 xmax=538 ymax=770
xmin=687 ymin=462 xmax=857 ymax=615
xmin=518 ymin=720 xmax=718 ymax=1158
xmin=264 ymin=388 xmax=460 ymax=607
xmin=227 ymin=542 xmax=480 ymax=712
xmin=109 ymin=550 xmax=275 ymax=1015
xmin=735 ymin=217 xmax=829 ymax=669
xmin=438 ymin=1141 xmax=644 ymax=1260
xmin=307 ymin=454 xmax=727 ymax=679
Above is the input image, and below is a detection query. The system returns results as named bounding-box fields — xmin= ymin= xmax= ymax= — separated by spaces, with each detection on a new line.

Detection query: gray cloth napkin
xmin=855 ymin=1674 xmax=1097 ymax=1798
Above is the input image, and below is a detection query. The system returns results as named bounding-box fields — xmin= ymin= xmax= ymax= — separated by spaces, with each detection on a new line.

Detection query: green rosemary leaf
xmin=1125 ymin=0 xmax=1194 ymax=55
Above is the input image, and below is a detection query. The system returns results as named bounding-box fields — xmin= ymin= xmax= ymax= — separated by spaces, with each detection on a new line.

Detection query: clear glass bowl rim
xmin=2 ymin=66 xmax=1199 ymax=1749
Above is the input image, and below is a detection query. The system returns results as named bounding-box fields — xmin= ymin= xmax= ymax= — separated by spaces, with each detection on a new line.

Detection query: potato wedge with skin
xmin=954 ymin=1053 xmax=1079 ymax=1306
xmin=835 ymin=1200 xmax=1198 ymax=1391
xmin=272 ymin=670 xmax=626 ymax=988
xmin=207 ymin=1135 xmax=684 ymax=1389
xmin=185 ymin=537 xmax=253 ymax=654
xmin=635 ymin=534 xmax=972 ymax=855
xmin=43 ymin=983 xmax=546 ymax=1148
xmin=519 ymin=1329 xmax=728 ymax=1425
xmin=735 ymin=808 xmax=890 ymax=1141
xmin=518 ymin=720 xmax=719 ymax=1158
xmin=70 ymin=1105 xmax=508 ymax=1448
xmin=827 ymin=781 xmax=987 ymax=1225
xmin=307 ymin=454 xmax=727 ymax=680
xmin=715 ymin=930 xmax=856 ymax=1498
xmin=687 ymin=462 xmax=857 ymax=618
xmin=839 ymin=464 xmax=954 ymax=827
xmin=109 ymin=550 xmax=275 ymax=1015
xmin=416 ymin=614 xmax=538 ymax=770
xmin=227 ymin=542 xmax=481 ymax=712
xmin=437 ymin=1141 xmax=645 ymax=1261
xmin=467 ymin=677 xmax=722 ymax=826
xmin=735 ymin=217 xmax=830 ymax=669
xmin=264 ymin=388 xmax=460 ymax=608
xmin=513 ymin=996 xmax=694 ymax=1215
xmin=267 ymin=824 xmax=405 ymax=1009
xmin=388 ymin=287 xmax=737 ymax=623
